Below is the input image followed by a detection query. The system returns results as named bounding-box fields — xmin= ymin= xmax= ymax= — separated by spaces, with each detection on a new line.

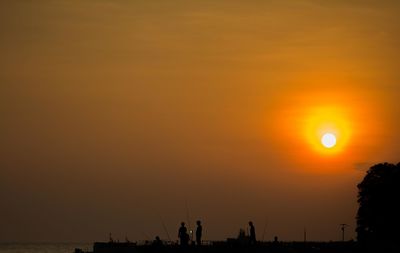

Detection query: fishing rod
xmin=261 ymin=217 xmax=269 ymax=242
xmin=185 ymin=200 xmax=193 ymax=242
xmin=160 ymin=216 xmax=172 ymax=242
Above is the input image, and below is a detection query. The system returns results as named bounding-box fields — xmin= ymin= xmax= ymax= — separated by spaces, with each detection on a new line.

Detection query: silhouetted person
xmin=178 ymin=222 xmax=189 ymax=246
xmin=249 ymin=221 xmax=256 ymax=245
xmin=238 ymin=228 xmax=246 ymax=239
xmin=196 ymin=220 xmax=202 ymax=245
xmin=153 ymin=236 xmax=163 ymax=247
xmin=272 ymin=236 xmax=280 ymax=248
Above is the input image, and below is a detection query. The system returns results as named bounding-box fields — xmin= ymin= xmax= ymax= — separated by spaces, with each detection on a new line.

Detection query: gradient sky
xmin=1 ymin=0 xmax=399 ymax=243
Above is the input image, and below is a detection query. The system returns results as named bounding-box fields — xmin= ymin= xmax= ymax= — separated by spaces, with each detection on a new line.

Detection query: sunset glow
xmin=1 ymin=0 xmax=400 ymax=244
xmin=303 ymin=105 xmax=351 ymax=155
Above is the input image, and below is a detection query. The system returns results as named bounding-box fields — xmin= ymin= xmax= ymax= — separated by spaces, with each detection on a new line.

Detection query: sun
xmin=321 ymin=133 xmax=336 ymax=148
xmin=303 ymin=106 xmax=351 ymax=155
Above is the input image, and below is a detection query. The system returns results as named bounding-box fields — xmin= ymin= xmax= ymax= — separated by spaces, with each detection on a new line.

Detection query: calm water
xmin=0 ymin=243 xmax=92 ymax=253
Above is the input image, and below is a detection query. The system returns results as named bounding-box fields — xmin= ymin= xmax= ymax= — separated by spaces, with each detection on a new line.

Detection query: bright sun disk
xmin=321 ymin=133 xmax=336 ymax=148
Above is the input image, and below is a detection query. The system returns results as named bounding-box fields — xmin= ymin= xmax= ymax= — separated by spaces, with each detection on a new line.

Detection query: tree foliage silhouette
xmin=356 ymin=162 xmax=400 ymax=245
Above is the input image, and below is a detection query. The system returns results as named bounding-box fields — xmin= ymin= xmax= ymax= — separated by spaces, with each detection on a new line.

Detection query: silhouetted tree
xmin=356 ymin=162 xmax=400 ymax=247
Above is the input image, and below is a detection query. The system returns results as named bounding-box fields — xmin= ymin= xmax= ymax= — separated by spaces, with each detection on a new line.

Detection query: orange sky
xmin=1 ymin=0 xmax=399 ymax=242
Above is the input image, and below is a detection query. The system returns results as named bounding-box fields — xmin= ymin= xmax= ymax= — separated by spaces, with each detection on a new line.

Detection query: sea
xmin=0 ymin=243 xmax=92 ymax=253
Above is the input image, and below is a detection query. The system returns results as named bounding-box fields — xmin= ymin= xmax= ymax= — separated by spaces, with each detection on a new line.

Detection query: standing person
xmin=153 ymin=236 xmax=163 ymax=247
xmin=178 ymin=222 xmax=189 ymax=246
xmin=249 ymin=221 xmax=256 ymax=245
xmin=196 ymin=220 xmax=203 ymax=245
